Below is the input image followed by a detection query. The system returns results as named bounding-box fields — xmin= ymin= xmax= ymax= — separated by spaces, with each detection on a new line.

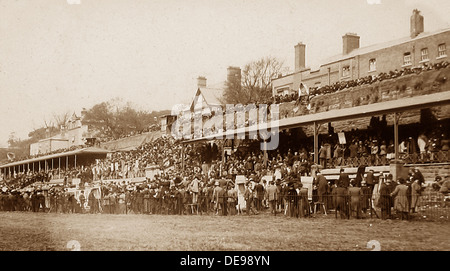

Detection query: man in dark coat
xmin=378 ymin=179 xmax=393 ymax=219
xmin=266 ymin=180 xmax=279 ymax=215
xmin=287 ymin=182 xmax=298 ymax=218
xmin=337 ymin=168 xmax=350 ymax=188
xmin=333 ymin=185 xmax=348 ymax=219
xmin=315 ymin=171 xmax=329 ymax=205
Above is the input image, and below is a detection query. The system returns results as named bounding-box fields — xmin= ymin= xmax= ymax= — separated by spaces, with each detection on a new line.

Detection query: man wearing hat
xmin=315 ymin=171 xmax=329 ymax=212
xmin=337 ymin=168 xmax=350 ymax=188
xmin=266 ymin=180 xmax=279 ymax=215
xmin=212 ymin=181 xmax=224 ymax=215
xmin=243 ymin=181 xmax=258 ymax=215
xmin=190 ymin=175 xmax=200 ymax=205
xmin=378 ymin=177 xmax=393 ymax=220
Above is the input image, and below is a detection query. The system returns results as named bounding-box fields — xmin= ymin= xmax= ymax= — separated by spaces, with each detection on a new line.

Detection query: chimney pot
xmin=410 ymin=9 xmax=424 ymax=39
xmin=342 ymin=33 xmax=360 ymax=55
xmin=294 ymin=42 xmax=306 ymax=72
xmin=197 ymin=76 xmax=207 ymax=88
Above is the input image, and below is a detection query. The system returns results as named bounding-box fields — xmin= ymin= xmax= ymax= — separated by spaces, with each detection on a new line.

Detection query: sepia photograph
xmin=0 ymin=0 xmax=449 ymax=257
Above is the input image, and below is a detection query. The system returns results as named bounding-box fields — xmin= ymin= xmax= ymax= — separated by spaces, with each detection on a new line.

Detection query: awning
xmin=181 ymin=90 xmax=450 ymax=144
xmin=0 ymin=146 xmax=111 ymax=169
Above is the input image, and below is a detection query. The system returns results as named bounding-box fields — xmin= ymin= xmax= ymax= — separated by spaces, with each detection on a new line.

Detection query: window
xmin=369 ymin=58 xmax=376 ymax=71
xmin=438 ymin=43 xmax=447 ymax=58
xmin=342 ymin=66 xmax=350 ymax=77
xmin=421 ymin=48 xmax=429 ymax=61
xmin=403 ymin=52 xmax=412 ymax=66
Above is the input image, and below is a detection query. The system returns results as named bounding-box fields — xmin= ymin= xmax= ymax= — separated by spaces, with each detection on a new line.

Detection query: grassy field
xmin=0 ymin=211 xmax=449 ymax=251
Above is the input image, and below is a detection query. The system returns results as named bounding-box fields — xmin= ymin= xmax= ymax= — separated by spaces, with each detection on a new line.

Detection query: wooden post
xmin=313 ymin=122 xmax=319 ymax=165
xmin=394 ymin=112 xmax=399 ymax=162
xmin=181 ymin=145 xmax=185 ymax=172
xmin=263 ymin=140 xmax=268 ymax=167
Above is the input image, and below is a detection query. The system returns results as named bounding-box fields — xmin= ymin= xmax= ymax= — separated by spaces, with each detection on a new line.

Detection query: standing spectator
xmin=360 ymin=180 xmax=371 ymax=214
xmin=337 ymin=168 xmax=350 ymax=188
xmin=118 ymin=190 xmax=126 ymax=214
xmin=399 ymin=139 xmax=408 ymax=156
xmin=212 ymin=181 xmax=224 ymax=215
xmin=334 ymin=185 xmax=348 ymax=219
xmin=297 ymin=182 xmax=310 ymax=218
xmin=79 ymin=191 xmax=86 ymax=213
xmin=244 ymin=182 xmax=258 ymax=215
xmin=67 ymin=193 xmax=76 ymax=213
xmin=319 ymin=144 xmax=327 ymax=168
xmin=255 ymin=181 xmax=265 ymax=211
xmin=109 ymin=192 xmax=116 ymax=214
xmin=370 ymin=140 xmax=379 ymax=166
xmin=349 ymin=141 xmax=358 ymax=160
xmin=417 ymin=134 xmax=428 ymax=160
xmin=333 ymin=144 xmax=345 ymax=167
xmin=102 ymin=191 xmax=110 ymax=214
xmin=143 ymin=188 xmax=151 ymax=214
xmin=265 ymin=180 xmax=279 ymax=216
xmin=348 ymin=179 xmax=363 ymax=219
xmin=378 ymin=178 xmax=393 ymax=220
xmin=386 ymin=140 xmax=395 ymax=161
xmin=227 ymin=184 xmax=237 ymax=215
xmin=379 ymin=141 xmax=387 ymax=165
xmin=88 ymin=190 xmax=98 ymax=214
xmin=286 ymin=182 xmax=298 ymax=218
xmin=189 ymin=175 xmax=200 ymax=205
xmin=315 ymin=171 xmax=328 ymax=212
xmin=390 ymin=178 xmax=410 ymax=220
xmin=410 ymin=179 xmax=421 ymax=213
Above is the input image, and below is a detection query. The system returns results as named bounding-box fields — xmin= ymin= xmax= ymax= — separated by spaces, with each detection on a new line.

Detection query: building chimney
xmin=227 ymin=66 xmax=241 ymax=86
xmin=410 ymin=9 xmax=424 ymax=39
xmin=294 ymin=42 xmax=306 ymax=72
xmin=197 ymin=76 xmax=207 ymax=88
xmin=342 ymin=33 xmax=360 ymax=55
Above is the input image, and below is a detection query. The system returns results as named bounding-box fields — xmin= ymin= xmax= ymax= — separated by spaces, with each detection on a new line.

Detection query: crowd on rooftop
xmin=274 ymin=60 xmax=449 ymax=104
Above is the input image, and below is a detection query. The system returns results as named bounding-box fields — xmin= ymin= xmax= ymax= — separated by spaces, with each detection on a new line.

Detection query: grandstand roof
xmin=0 ymin=147 xmax=111 ymax=169
xmin=182 ymin=90 xmax=450 ymax=144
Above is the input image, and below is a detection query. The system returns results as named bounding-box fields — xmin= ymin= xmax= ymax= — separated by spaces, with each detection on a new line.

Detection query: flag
xmin=299 ymin=83 xmax=311 ymax=110
xmin=7 ymin=152 xmax=15 ymax=161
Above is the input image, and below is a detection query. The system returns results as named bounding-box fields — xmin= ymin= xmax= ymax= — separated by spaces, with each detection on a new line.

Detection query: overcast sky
xmin=1 ymin=0 xmax=450 ymax=147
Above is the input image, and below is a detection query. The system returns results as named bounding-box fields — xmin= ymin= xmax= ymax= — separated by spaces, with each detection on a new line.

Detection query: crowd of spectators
xmin=0 ymin=127 xmax=448 ymax=221
xmin=273 ymin=60 xmax=449 ymax=105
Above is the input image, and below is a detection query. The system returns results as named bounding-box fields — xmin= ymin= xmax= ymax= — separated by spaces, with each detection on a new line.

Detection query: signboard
xmin=300 ymin=176 xmax=314 ymax=201
xmin=338 ymin=132 xmax=347 ymax=144
xmin=235 ymin=175 xmax=247 ymax=211
xmin=145 ymin=164 xmax=161 ymax=180
xmin=235 ymin=175 xmax=246 ymax=184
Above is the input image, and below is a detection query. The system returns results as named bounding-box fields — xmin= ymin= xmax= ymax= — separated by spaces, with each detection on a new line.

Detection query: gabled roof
xmin=321 ymin=27 xmax=450 ymax=66
xmin=199 ymin=81 xmax=226 ymax=106
xmin=189 ymin=81 xmax=226 ymax=113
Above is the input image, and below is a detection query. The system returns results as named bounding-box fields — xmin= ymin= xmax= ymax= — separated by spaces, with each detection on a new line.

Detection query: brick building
xmin=272 ymin=9 xmax=450 ymax=96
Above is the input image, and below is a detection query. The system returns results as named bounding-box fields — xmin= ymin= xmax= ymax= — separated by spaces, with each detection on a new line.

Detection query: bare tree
xmin=223 ymin=56 xmax=284 ymax=104
xmin=53 ymin=110 xmax=72 ymax=129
